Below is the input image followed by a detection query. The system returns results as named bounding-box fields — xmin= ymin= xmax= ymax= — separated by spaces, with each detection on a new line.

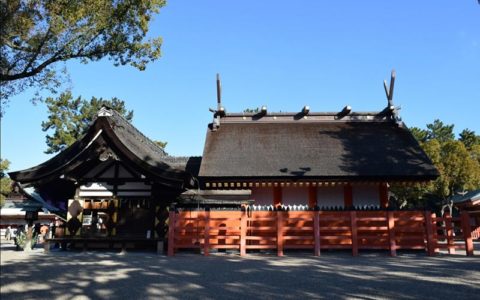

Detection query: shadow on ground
xmin=1 ymin=242 xmax=479 ymax=299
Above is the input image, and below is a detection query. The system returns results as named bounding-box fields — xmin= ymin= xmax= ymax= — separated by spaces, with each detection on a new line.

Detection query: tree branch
xmin=1 ymin=38 xmax=35 ymax=52
xmin=22 ymin=25 xmax=53 ymax=74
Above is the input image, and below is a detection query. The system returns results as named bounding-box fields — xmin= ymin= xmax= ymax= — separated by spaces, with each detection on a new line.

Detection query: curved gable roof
xmin=9 ymin=107 xmax=188 ymax=189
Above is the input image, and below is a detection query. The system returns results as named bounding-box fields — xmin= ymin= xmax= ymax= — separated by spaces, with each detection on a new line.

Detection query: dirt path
xmin=1 ymin=239 xmax=479 ymax=299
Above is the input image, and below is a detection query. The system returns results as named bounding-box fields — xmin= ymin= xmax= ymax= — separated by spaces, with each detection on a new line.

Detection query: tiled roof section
xmin=199 ymin=118 xmax=439 ymax=181
xmin=451 ymin=190 xmax=480 ymax=204
xmin=163 ymin=156 xmax=202 ymax=177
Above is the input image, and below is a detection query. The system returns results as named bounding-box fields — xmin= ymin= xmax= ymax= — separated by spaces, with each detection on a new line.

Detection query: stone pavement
xmin=1 ymin=239 xmax=479 ymax=299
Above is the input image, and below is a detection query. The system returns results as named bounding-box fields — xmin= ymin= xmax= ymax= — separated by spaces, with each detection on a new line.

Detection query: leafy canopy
xmin=391 ymin=120 xmax=480 ymax=210
xmin=0 ymin=0 xmax=165 ymax=104
xmin=42 ymin=91 xmax=168 ymax=155
xmin=42 ymin=91 xmax=134 ymax=154
xmin=459 ymin=128 xmax=480 ymax=150
xmin=0 ymin=159 xmax=13 ymax=207
xmin=409 ymin=119 xmax=455 ymax=143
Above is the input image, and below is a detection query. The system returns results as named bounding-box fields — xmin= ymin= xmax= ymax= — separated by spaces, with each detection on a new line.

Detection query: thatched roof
xmin=199 ymin=112 xmax=439 ymax=182
xmin=9 ymin=107 xmax=191 ymax=189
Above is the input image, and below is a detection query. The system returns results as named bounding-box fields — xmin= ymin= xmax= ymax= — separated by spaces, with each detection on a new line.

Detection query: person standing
xmin=5 ymin=226 xmax=11 ymax=240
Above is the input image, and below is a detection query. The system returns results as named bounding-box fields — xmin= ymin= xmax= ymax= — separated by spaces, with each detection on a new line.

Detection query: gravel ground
xmin=1 ymin=239 xmax=479 ymax=300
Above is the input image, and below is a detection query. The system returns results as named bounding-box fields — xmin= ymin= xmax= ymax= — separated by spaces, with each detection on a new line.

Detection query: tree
xmin=0 ymin=159 xmax=13 ymax=207
xmin=42 ymin=91 xmax=133 ymax=154
xmin=432 ymin=140 xmax=480 ymax=200
xmin=409 ymin=127 xmax=428 ymax=143
xmin=392 ymin=122 xmax=480 ymax=211
xmin=459 ymin=128 xmax=480 ymax=150
xmin=425 ymin=119 xmax=454 ymax=143
xmin=0 ymin=0 xmax=165 ymax=104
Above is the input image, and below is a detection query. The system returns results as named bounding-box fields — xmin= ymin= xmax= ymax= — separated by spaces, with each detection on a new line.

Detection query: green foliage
xmin=154 ymin=140 xmax=168 ymax=153
xmin=0 ymin=159 xmax=13 ymax=207
xmin=409 ymin=127 xmax=428 ymax=143
xmin=0 ymin=0 xmax=166 ymax=105
xmin=243 ymin=108 xmax=260 ymax=113
xmin=470 ymin=144 xmax=480 ymax=165
xmin=42 ymin=91 xmax=133 ymax=154
xmin=431 ymin=140 xmax=480 ymax=199
xmin=15 ymin=230 xmax=39 ymax=249
xmin=392 ymin=121 xmax=480 ymax=209
xmin=425 ymin=119 xmax=455 ymax=143
xmin=459 ymin=129 xmax=480 ymax=150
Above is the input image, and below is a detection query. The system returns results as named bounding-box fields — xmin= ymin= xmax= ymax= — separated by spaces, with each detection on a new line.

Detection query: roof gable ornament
xmin=210 ymin=73 xmax=226 ymax=131
xmin=97 ymin=105 xmax=113 ymax=117
xmin=383 ymin=69 xmax=402 ymax=125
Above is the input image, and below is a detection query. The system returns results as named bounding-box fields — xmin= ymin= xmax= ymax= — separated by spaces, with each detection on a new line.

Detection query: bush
xmin=14 ymin=231 xmax=39 ymax=250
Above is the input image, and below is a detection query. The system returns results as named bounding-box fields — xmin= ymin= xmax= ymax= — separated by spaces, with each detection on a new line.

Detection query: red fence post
xmin=387 ymin=211 xmax=397 ymax=256
xmin=461 ymin=211 xmax=474 ymax=256
xmin=204 ymin=210 xmax=210 ymax=256
xmin=350 ymin=211 xmax=358 ymax=256
xmin=314 ymin=210 xmax=321 ymax=256
xmin=240 ymin=208 xmax=247 ymax=256
xmin=424 ymin=211 xmax=435 ymax=256
xmin=277 ymin=211 xmax=284 ymax=256
xmin=444 ymin=213 xmax=455 ymax=254
xmin=167 ymin=209 xmax=176 ymax=256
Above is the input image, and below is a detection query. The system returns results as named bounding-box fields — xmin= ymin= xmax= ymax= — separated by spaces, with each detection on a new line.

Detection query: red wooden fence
xmin=167 ymin=210 xmax=475 ymax=257
xmin=472 ymin=227 xmax=480 ymax=240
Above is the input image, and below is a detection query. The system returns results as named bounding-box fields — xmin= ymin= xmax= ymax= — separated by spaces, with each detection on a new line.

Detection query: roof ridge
xmin=100 ymin=107 xmax=168 ymax=158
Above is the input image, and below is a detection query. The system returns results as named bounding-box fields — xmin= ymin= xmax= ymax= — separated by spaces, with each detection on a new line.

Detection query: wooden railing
xmin=428 ymin=212 xmax=475 ymax=255
xmin=167 ymin=209 xmax=475 ymax=257
xmin=472 ymin=227 xmax=480 ymax=240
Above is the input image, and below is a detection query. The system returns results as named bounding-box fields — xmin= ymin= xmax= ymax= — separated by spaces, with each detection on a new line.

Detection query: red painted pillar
xmin=313 ymin=211 xmax=321 ymax=256
xmin=204 ymin=210 xmax=210 ymax=256
xmin=461 ymin=211 xmax=474 ymax=256
xmin=344 ymin=184 xmax=353 ymax=208
xmin=277 ymin=211 xmax=284 ymax=256
xmin=387 ymin=211 xmax=397 ymax=256
xmin=273 ymin=186 xmax=282 ymax=207
xmin=379 ymin=183 xmax=389 ymax=209
xmin=350 ymin=211 xmax=358 ymax=256
xmin=424 ymin=211 xmax=435 ymax=256
xmin=308 ymin=186 xmax=317 ymax=208
xmin=240 ymin=208 xmax=247 ymax=256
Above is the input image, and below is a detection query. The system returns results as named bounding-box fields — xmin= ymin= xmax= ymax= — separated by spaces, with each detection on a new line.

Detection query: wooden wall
xmin=251 ymin=183 xmax=387 ymax=208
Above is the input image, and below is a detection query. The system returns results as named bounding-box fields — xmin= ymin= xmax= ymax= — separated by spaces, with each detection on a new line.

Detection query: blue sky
xmin=2 ymin=1 xmax=480 ymax=172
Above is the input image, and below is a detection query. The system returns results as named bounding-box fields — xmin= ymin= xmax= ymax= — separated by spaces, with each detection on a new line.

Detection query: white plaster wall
xmin=352 ymin=186 xmax=379 ymax=207
xmin=317 ymin=186 xmax=344 ymax=207
xmin=282 ymin=187 xmax=308 ymax=205
xmin=251 ymin=188 xmax=273 ymax=205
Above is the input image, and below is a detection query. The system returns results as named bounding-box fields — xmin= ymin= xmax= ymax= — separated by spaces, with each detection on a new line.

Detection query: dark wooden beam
xmin=308 ymin=186 xmax=317 ymax=208
xmin=344 ymin=184 xmax=353 ymax=207
xmin=273 ymin=186 xmax=282 ymax=207
xmin=379 ymin=183 xmax=389 ymax=208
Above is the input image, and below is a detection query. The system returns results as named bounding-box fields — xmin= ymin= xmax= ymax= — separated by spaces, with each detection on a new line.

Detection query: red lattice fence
xmin=168 ymin=209 xmax=475 ymax=257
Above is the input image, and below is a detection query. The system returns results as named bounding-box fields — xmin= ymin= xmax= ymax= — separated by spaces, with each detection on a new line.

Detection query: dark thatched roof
xmin=198 ymin=116 xmax=439 ymax=182
xmin=9 ymin=107 xmax=191 ymax=190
